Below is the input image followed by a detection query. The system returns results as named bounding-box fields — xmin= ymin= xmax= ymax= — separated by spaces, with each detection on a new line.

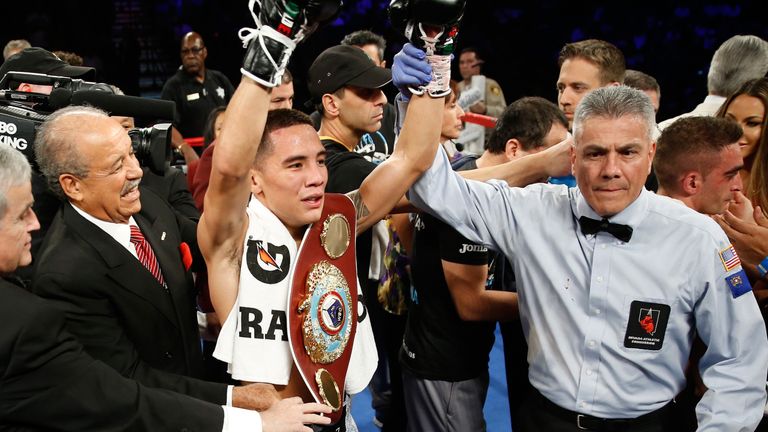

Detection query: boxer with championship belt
xmin=200 ymin=0 xmax=453 ymax=430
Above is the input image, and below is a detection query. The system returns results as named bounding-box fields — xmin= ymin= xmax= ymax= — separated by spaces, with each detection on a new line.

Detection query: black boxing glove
xmin=389 ymin=0 xmax=464 ymax=55
xmin=240 ymin=0 xmax=342 ymax=87
xmin=388 ymin=0 xmax=465 ymax=97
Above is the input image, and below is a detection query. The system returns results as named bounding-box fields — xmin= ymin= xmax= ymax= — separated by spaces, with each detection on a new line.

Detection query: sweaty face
xmin=458 ymin=51 xmax=481 ymax=81
xmin=181 ymin=38 xmax=207 ymax=76
xmin=72 ymin=118 xmax=144 ymax=223
xmin=441 ymin=92 xmax=465 ymax=142
xmin=337 ymin=86 xmax=387 ymax=135
xmin=694 ymin=143 xmax=744 ymax=215
xmin=251 ymin=124 xmax=327 ymax=239
xmin=269 ymin=81 xmax=295 ymax=110
xmin=0 ymin=181 xmax=39 ymax=273
xmin=557 ymin=58 xmax=604 ymax=128
xmin=724 ymin=94 xmax=765 ymax=161
xmin=572 ymin=116 xmax=655 ymax=217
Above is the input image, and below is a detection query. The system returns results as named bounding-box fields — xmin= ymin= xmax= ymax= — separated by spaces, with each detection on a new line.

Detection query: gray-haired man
xmin=659 ymin=34 xmax=768 ymax=130
xmin=408 ymin=85 xmax=768 ymax=431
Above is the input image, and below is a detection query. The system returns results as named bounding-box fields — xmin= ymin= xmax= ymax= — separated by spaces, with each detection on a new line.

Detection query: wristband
xmin=758 ymin=256 xmax=768 ymax=278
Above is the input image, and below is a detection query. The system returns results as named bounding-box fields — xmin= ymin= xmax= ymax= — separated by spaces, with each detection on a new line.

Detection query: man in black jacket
xmin=0 ymin=144 xmax=330 ymax=431
xmin=30 ymin=105 xmax=314 ymax=419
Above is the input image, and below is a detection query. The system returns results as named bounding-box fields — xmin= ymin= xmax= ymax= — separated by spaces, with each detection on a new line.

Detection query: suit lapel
xmin=134 ymin=210 xmax=191 ymax=323
xmin=61 ymin=204 xmax=179 ymax=328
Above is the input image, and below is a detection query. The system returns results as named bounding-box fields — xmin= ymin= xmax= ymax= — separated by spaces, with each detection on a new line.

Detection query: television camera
xmin=0 ymin=71 xmax=175 ymax=175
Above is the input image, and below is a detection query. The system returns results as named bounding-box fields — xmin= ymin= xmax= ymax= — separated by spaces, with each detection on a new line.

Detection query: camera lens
xmin=128 ymin=123 xmax=172 ymax=175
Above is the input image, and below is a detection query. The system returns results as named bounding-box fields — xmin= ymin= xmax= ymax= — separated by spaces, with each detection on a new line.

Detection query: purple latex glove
xmin=392 ymin=43 xmax=433 ymax=100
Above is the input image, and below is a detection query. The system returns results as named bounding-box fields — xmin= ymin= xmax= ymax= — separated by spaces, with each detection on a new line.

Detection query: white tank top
xmin=214 ymin=197 xmax=377 ymax=393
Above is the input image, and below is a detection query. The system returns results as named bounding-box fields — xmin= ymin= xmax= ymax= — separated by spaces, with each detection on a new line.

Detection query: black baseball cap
xmin=0 ymin=47 xmax=95 ymax=81
xmin=307 ymin=45 xmax=391 ymax=101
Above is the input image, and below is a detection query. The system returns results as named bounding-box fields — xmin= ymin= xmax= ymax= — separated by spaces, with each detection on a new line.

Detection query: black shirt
xmin=322 ymin=138 xmax=376 ymax=287
xmin=451 ymin=155 xmax=516 ymax=293
xmin=311 ymin=103 xmax=397 ymax=165
xmin=160 ymin=68 xmax=234 ymax=138
xmin=399 ymin=151 xmax=497 ymax=380
xmin=400 ymin=210 xmax=497 ymax=381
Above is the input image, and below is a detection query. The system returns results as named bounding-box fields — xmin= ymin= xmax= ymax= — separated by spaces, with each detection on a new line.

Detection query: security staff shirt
xmin=160 ymin=68 xmax=234 ymax=138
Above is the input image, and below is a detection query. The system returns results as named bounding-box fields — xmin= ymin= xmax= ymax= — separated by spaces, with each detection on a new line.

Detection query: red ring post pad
xmin=183 ymin=137 xmax=204 ymax=148
xmin=287 ymin=193 xmax=358 ymax=424
xmin=461 ymin=112 xmax=497 ymax=128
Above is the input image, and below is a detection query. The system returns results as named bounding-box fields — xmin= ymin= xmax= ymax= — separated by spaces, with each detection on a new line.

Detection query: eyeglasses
xmin=181 ymin=47 xmax=204 ymax=56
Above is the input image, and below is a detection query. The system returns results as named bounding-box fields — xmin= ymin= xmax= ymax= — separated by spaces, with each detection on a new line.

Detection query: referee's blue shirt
xmin=409 ymin=148 xmax=768 ymax=431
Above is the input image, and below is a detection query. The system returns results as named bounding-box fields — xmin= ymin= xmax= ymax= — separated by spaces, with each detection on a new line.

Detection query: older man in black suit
xmin=29 ymin=105 xmax=276 ymax=408
xmin=0 ymin=145 xmax=330 ymax=430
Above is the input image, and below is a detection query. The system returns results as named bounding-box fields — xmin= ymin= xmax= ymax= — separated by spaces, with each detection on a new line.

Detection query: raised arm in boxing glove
xmin=388 ymin=0 xmax=466 ymax=97
xmin=240 ymin=0 xmax=342 ymax=87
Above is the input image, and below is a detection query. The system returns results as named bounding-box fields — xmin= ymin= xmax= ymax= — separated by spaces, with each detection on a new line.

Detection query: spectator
xmin=659 ymin=35 xmax=768 ymax=130
xmin=31 ymin=105 xmax=235 ymax=407
xmin=655 ymin=116 xmax=743 ymax=215
xmin=556 ymin=39 xmax=625 ymax=130
xmin=716 ymin=77 xmax=768 ymax=214
xmin=402 ymin=96 xmax=568 ymax=432
xmin=2 ymin=38 xmax=30 ymax=60
xmin=456 ymin=47 xmax=507 ymax=154
xmin=624 ymin=69 xmax=661 ymax=114
xmin=160 ymin=31 xmax=234 ymax=159
xmin=52 ymin=50 xmax=84 ymax=66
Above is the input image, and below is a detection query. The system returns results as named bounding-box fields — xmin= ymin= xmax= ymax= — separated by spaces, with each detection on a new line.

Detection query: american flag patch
xmin=719 ymin=244 xmax=741 ymax=272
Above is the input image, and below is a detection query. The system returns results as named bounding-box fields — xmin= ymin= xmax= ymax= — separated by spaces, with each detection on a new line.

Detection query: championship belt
xmin=288 ymin=193 xmax=357 ymax=424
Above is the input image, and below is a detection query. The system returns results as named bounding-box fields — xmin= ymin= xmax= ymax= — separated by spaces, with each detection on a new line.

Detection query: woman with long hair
xmin=717 ymin=77 xmax=768 ymax=214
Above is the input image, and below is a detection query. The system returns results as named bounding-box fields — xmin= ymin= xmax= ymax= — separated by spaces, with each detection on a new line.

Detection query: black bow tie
xmin=578 ymin=216 xmax=633 ymax=242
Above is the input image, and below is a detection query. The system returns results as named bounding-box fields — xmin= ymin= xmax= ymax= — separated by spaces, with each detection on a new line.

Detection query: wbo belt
xmin=532 ymin=389 xmax=674 ymax=431
xmin=289 ymin=194 xmax=358 ymax=425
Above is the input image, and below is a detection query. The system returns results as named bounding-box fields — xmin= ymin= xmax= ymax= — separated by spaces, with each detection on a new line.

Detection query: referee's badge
xmin=624 ymin=301 xmax=670 ymax=351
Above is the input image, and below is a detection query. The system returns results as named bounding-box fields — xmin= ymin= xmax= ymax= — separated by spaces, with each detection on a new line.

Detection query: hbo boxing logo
xmin=0 ymin=120 xmax=18 ymax=135
xmin=0 ymin=120 xmax=27 ymax=150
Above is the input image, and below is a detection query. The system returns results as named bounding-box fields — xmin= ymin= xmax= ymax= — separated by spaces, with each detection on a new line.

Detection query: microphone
xmin=457 ymin=86 xmax=483 ymax=110
xmin=49 ymin=89 xmax=175 ymax=120
xmin=48 ymin=87 xmax=73 ymax=108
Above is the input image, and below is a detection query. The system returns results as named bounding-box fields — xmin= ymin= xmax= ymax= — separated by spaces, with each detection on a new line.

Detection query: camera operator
xmin=0 ymin=46 xmax=96 ymax=90
xmin=0 ymin=47 xmax=97 ymax=279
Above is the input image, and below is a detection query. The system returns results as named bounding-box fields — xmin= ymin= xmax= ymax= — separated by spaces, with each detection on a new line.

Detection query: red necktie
xmin=129 ymin=225 xmax=166 ymax=286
